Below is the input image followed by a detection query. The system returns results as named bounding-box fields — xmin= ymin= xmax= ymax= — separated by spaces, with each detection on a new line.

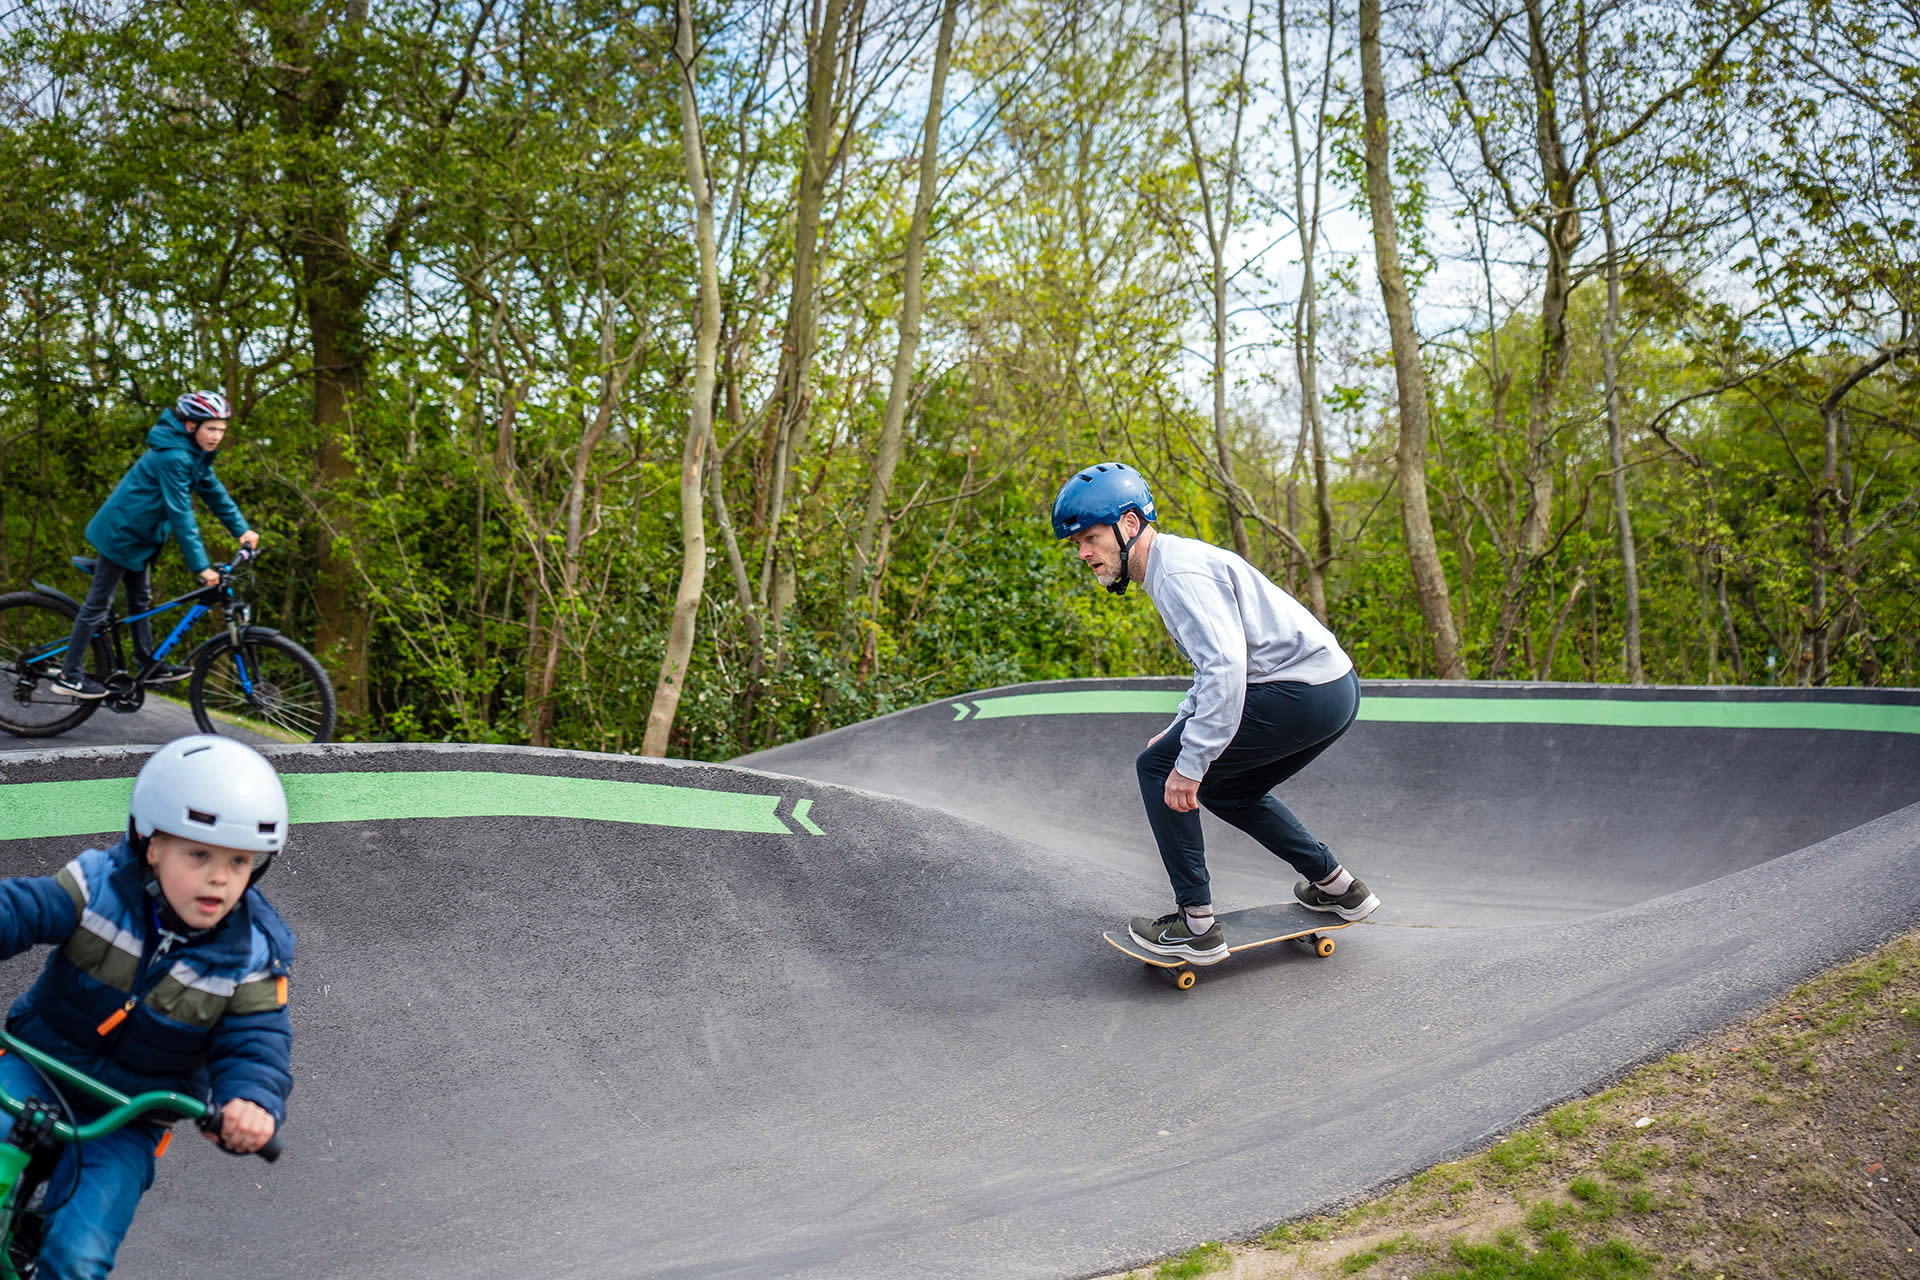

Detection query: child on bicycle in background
xmin=54 ymin=391 xmax=261 ymax=700
xmin=0 ymin=735 xmax=294 ymax=1278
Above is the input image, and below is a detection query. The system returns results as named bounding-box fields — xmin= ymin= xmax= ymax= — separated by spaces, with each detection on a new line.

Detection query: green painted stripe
xmin=791 ymin=797 xmax=824 ymax=836
xmin=955 ymin=690 xmax=1920 ymax=734
xmin=963 ymin=691 xmax=1185 ymax=720
xmin=1356 ymin=696 xmax=1920 ymax=734
xmin=0 ymin=771 xmax=801 ymax=842
xmin=2 ymin=779 xmax=134 ymax=841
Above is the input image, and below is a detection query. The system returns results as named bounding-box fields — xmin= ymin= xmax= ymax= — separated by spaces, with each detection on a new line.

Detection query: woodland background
xmin=0 ymin=0 xmax=1914 ymax=756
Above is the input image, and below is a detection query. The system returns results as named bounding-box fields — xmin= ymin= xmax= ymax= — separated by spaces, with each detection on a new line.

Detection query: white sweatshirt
xmin=1139 ymin=532 xmax=1354 ymax=781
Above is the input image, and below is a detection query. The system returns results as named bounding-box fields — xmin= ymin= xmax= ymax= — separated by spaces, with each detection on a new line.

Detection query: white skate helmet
xmin=129 ymin=736 xmax=288 ymax=875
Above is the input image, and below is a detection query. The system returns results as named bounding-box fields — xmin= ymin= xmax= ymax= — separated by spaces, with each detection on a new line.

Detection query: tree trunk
xmin=1600 ymin=238 xmax=1644 ymax=683
xmin=530 ymin=304 xmax=635 ymax=747
xmin=711 ymin=363 xmax=767 ymax=679
xmin=270 ymin=2 xmax=375 ymax=722
xmin=643 ymin=0 xmax=722 ymax=758
xmin=1809 ymin=340 xmax=1913 ymax=685
xmin=1575 ymin=14 xmax=1642 ymax=683
xmin=1359 ymin=0 xmax=1466 ymax=678
xmin=1177 ymin=0 xmax=1255 ymax=561
xmin=1278 ymin=0 xmax=1338 ymax=621
xmin=758 ymin=0 xmax=853 ymax=613
xmin=1518 ymin=0 xmax=1578 ymax=560
xmin=1540 ymin=571 xmax=1586 ymax=678
xmin=851 ymin=0 xmax=958 ymax=595
xmin=1487 ymin=0 xmax=1581 ymax=677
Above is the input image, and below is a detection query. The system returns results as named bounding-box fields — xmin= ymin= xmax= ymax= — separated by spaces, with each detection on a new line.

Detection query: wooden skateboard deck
xmin=1102 ymin=902 xmax=1353 ymax=990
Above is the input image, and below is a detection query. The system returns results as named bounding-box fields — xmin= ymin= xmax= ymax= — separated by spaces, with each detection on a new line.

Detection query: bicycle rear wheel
xmin=189 ymin=631 xmax=337 ymax=743
xmin=0 ymin=591 xmax=111 ymax=737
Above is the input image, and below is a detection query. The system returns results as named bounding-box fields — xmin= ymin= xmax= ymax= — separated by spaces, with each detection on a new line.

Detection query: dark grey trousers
xmin=1135 ymin=669 xmax=1360 ymax=908
xmin=60 ymin=559 xmax=153 ymax=678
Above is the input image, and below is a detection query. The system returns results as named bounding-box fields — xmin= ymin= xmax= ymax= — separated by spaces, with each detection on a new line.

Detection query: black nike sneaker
xmin=1128 ymin=911 xmax=1229 ymax=964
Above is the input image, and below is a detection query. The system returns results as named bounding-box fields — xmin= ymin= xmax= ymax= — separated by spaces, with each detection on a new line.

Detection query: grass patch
xmin=1485 ymin=1131 xmax=1549 ymax=1181
xmin=1566 ymin=1175 xmax=1617 ymax=1220
xmin=1337 ymin=1233 xmax=1415 ymax=1273
xmin=1434 ymin=1230 xmax=1650 ymax=1279
xmin=1153 ymin=1240 xmax=1230 ymax=1278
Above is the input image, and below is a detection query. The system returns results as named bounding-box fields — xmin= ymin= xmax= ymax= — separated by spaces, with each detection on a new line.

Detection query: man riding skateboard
xmin=1052 ymin=461 xmax=1378 ymax=964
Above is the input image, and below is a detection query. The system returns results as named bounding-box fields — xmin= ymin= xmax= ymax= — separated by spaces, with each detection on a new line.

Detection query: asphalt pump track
xmin=1 ymin=679 xmax=1917 ymax=1279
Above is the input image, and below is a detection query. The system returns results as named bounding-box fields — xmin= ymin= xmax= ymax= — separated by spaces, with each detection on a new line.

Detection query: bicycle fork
xmin=221 ymin=603 xmax=258 ymax=699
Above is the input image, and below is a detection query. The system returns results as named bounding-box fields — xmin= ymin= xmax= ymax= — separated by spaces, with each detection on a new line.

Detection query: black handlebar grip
xmin=197 ymin=1107 xmax=284 ymax=1161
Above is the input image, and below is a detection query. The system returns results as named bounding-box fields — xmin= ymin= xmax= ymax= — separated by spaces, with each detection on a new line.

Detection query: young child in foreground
xmin=0 ymin=735 xmax=294 ymax=1279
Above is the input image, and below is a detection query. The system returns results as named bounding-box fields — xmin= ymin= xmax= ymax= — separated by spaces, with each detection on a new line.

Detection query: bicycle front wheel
xmin=0 ymin=591 xmax=111 ymax=737
xmin=189 ymin=632 xmax=337 ymax=743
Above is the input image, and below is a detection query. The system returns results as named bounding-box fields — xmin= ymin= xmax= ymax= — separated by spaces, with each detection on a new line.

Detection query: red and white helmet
xmin=175 ymin=390 xmax=232 ymax=422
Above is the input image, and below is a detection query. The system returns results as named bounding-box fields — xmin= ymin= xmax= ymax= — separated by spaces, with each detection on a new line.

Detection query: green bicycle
xmin=0 ymin=548 xmax=336 ymax=743
xmin=0 ymin=1028 xmax=281 ymax=1278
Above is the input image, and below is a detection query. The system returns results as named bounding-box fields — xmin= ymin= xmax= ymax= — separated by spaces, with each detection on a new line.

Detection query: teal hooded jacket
xmin=84 ymin=410 xmax=249 ymax=574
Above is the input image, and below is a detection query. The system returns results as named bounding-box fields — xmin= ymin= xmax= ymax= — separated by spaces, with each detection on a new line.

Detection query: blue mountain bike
xmin=0 ymin=1029 xmax=281 ymax=1278
xmin=0 ymin=549 xmax=336 ymax=743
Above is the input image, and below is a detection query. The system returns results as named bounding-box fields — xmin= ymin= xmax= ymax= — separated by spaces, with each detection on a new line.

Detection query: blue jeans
xmin=1135 ymin=670 xmax=1360 ymax=908
xmin=0 ymin=1051 xmax=159 ymax=1280
xmin=59 ymin=558 xmax=153 ymax=680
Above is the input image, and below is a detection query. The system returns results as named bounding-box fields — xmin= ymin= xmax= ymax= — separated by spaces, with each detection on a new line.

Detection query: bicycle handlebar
xmin=215 ymin=546 xmax=260 ymax=580
xmin=0 ymin=1031 xmax=281 ymax=1162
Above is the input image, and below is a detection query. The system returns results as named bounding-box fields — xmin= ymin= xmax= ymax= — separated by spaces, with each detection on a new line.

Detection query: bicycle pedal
xmin=103 ymin=679 xmax=145 ymax=714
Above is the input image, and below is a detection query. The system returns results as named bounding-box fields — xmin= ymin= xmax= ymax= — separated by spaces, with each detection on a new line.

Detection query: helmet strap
xmin=1106 ymin=520 xmax=1144 ymax=596
xmin=143 ymin=866 xmax=197 ymax=939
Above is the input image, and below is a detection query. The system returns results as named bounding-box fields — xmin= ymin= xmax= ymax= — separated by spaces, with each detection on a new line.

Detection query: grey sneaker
xmin=1128 ymin=911 xmax=1229 ymax=964
xmin=142 ymin=661 xmax=192 ymax=685
xmin=52 ymin=673 xmax=109 ymax=700
xmin=1294 ymin=877 xmax=1380 ymax=921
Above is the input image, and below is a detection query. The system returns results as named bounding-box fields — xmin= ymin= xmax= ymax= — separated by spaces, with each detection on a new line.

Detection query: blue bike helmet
xmin=1050 ymin=462 xmax=1157 ymax=594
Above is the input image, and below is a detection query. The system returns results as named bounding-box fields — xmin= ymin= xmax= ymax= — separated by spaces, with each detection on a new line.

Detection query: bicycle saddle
xmin=70 ymin=556 xmax=97 ymax=575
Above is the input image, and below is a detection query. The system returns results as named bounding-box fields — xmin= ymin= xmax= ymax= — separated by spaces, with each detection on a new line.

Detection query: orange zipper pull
xmin=96 ymin=999 xmax=135 ymax=1036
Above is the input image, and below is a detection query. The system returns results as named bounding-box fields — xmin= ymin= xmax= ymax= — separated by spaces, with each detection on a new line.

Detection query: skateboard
xmin=1102 ymin=902 xmax=1353 ymax=990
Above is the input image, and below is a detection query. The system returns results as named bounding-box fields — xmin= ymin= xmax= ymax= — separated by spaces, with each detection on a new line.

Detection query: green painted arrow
xmin=0 ymin=771 xmax=822 ymax=843
xmin=949 ymin=690 xmax=1920 ymax=734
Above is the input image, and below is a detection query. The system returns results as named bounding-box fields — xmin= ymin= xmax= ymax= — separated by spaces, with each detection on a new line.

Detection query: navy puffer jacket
xmin=0 ymin=840 xmax=294 ymax=1125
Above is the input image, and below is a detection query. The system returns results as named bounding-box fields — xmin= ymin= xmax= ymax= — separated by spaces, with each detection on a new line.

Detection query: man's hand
xmin=239 ymin=529 xmax=260 ymax=551
xmin=208 ymin=1097 xmax=276 ymax=1153
xmin=199 ymin=567 xmax=221 ymax=587
xmin=1164 ymin=768 xmax=1201 ymax=813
